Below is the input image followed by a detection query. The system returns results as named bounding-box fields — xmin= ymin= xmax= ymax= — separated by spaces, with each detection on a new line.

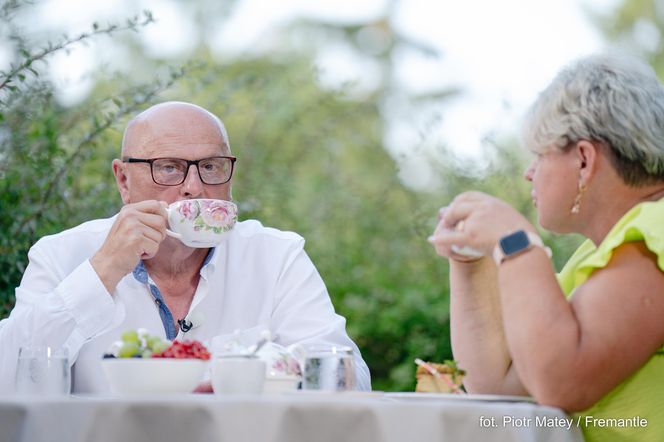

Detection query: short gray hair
xmin=521 ymin=53 xmax=664 ymax=186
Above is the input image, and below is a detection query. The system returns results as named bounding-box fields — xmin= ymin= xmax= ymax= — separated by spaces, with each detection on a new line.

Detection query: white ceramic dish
xmin=263 ymin=376 xmax=301 ymax=394
xmin=102 ymin=358 xmax=208 ymax=395
xmin=383 ymin=392 xmax=535 ymax=403
xmin=211 ymin=356 xmax=265 ymax=395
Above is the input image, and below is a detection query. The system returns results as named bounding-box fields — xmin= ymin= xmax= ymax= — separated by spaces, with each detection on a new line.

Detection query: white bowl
xmin=102 ymin=358 xmax=208 ymax=395
xmin=263 ymin=376 xmax=300 ymax=394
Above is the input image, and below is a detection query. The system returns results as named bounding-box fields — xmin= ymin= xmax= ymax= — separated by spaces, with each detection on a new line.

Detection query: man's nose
xmin=181 ymin=164 xmax=204 ymax=196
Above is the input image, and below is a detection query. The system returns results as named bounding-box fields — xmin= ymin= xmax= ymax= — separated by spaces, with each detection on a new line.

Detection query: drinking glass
xmin=302 ymin=345 xmax=356 ymax=391
xmin=15 ymin=346 xmax=70 ymax=396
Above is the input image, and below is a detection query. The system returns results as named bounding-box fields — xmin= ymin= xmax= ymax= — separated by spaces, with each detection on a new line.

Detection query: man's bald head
xmin=121 ymin=102 xmax=230 ymax=157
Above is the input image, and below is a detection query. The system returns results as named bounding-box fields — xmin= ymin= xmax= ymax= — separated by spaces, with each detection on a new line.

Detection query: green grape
xmin=106 ymin=329 xmax=174 ymax=358
xmin=118 ymin=342 xmax=140 ymax=358
xmin=147 ymin=336 xmax=163 ymax=350
xmin=152 ymin=341 xmax=169 ymax=354
xmin=121 ymin=330 xmax=139 ymax=345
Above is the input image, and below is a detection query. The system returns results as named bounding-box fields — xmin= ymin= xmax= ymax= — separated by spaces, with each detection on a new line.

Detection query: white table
xmin=0 ymin=392 xmax=584 ymax=442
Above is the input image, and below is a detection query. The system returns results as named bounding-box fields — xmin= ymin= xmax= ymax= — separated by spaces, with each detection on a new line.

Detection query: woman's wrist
xmin=449 ymin=255 xmax=494 ymax=274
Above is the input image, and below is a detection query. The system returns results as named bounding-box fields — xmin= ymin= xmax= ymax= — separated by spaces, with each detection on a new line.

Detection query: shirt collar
xmin=131 ymin=247 xmax=217 ymax=284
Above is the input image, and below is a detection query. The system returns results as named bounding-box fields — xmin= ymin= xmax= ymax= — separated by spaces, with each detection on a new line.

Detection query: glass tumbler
xmin=15 ymin=346 xmax=70 ymax=396
xmin=302 ymin=345 xmax=356 ymax=391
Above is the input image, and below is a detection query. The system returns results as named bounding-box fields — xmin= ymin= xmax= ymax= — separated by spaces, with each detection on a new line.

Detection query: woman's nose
xmin=524 ymin=160 xmax=536 ymax=181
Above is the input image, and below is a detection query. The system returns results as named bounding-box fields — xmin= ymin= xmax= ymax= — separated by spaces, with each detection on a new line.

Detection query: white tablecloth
xmin=0 ymin=393 xmax=585 ymax=442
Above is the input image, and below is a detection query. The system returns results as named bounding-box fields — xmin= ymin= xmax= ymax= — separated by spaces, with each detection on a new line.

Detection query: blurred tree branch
xmin=0 ymin=9 xmax=154 ymax=100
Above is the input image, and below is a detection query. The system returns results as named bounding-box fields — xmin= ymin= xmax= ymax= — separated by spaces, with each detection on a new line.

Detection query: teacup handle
xmin=165 ymin=229 xmax=182 ymax=239
xmin=163 ymin=205 xmax=182 ymax=239
xmin=450 ymin=244 xmax=483 ymax=259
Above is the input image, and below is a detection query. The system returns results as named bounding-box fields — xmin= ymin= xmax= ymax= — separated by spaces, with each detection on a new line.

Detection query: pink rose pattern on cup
xmin=272 ymin=354 xmax=301 ymax=377
xmin=201 ymin=201 xmax=235 ymax=228
xmin=176 ymin=200 xmax=237 ymax=234
xmin=179 ymin=201 xmax=200 ymax=221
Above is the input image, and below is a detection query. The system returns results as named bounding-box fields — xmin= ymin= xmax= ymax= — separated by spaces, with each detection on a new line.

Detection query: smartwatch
xmin=492 ymin=230 xmax=551 ymax=265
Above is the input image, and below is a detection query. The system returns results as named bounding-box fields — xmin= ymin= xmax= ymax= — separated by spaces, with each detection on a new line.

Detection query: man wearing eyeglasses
xmin=0 ymin=101 xmax=371 ymax=393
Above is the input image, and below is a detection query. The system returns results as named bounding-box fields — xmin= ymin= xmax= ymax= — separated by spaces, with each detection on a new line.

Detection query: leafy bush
xmin=0 ymin=1 xmax=583 ymax=391
xmin=0 ymin=2 xmax=181 ymax=316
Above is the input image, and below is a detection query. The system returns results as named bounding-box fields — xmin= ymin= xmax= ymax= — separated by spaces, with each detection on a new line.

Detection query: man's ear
xmin=575 ymin=140 xmax=598 ymax=186
xmin=112 ymin=159 xmax=131 ymax=204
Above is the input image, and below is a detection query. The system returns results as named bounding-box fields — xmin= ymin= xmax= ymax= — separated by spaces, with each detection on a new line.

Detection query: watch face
xmin=499 ymin=230 xmax=530 ymax=255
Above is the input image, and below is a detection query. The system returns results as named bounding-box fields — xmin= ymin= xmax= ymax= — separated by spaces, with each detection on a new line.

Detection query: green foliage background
xmin=2 ymin=0 xmax=635 ymax=390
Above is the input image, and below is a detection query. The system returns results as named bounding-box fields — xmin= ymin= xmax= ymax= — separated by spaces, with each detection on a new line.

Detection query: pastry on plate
xmin=415 ymin=359 xmax=465 ymax=394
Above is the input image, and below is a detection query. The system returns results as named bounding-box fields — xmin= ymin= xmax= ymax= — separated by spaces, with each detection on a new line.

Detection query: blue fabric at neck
xmin=131 ymin=248 xmax=216 ymax=340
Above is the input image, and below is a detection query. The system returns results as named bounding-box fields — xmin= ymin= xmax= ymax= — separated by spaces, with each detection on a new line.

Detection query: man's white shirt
xmin=0 ymin=217 xmax=371 ymax=393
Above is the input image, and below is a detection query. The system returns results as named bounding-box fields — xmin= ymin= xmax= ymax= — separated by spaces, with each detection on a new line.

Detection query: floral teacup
xmin=166 ymin=199 xmax=237 ymax=248
xmin=256 ymin=342 xmax=302 ymax=393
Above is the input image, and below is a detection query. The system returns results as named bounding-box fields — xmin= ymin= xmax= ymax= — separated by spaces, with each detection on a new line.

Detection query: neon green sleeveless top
xmin=557 ymin=198 xmax=664 ymax=442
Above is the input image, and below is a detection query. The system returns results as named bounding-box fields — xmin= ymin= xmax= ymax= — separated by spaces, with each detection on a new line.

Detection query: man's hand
xmin=90 ymin=200 xmax=168 ymax=293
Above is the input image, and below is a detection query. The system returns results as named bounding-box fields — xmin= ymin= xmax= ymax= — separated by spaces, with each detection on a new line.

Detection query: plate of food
xmin=383 ymin=392 xmax=535 ymax=403
xmin=382 ymin=359 xmax=534 ymax=403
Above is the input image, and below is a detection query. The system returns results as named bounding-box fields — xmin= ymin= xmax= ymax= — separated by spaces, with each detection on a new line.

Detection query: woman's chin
xmin=538 ymin=212 xmax=559 ymax=232
xmin=539 ymin=214 xmax=575 ymax=235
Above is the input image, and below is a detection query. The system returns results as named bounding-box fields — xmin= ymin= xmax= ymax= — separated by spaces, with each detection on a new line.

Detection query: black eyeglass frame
xmin=122 ymin=156 xmax=237 ymax=186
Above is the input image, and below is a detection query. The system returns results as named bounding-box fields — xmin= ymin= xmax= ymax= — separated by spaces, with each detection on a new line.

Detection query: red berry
xmin=151 ymin=339 xmax=211 ymax=360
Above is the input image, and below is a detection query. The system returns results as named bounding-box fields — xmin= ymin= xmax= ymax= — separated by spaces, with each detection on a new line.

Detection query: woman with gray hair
xmin=429 ymin=53 xmax=664 ymax=442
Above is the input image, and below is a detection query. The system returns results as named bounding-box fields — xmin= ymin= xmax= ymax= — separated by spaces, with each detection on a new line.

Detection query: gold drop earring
xmin=571 ymin=183 xmax=587 ymax=214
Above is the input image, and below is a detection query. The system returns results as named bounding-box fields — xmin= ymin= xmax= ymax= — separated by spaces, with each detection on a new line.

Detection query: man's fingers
xmin=116 ymin=202 xmax=168 ymax=240
xmin=131 ymin=199 xmax=169 ymax=215
xmin=137 ymin=236 xmax=161 ymax=259
xmin=137 ymin=212 xmax=168 ymax=236
xmin=140 ymin=223 xmax=167 ymax=244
